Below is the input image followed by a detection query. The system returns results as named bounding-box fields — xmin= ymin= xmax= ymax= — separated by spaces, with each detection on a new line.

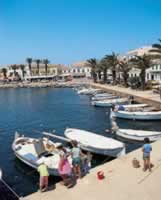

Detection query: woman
xmin=58 ymin=146 xmax=72 ymax=187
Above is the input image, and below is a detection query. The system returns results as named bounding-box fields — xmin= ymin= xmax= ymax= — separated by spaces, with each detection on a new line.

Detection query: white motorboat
xmin=114 ymin=104 xmax=148 ymax=110
xmin=111 ymin=109 xmax=161 ymax=120
xmin=92 ymin=98 xmax=128 ymax=107
xmin=91 ymin=95 xmax=118 ymax=101
xmin=77 ymin=88 xmax=101 ymax=95
xmin=12 ymin=133 xmax=72 ymax=176
xmin=64 ymin=128 xmax=125 ymax=157
xmin=116 ymin=129 xmax=161 ymax=142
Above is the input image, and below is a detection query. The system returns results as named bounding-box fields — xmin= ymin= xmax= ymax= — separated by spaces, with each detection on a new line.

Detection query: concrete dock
xmin=90 ymin=83 xmax=161 ymax=108
xmin=25 ymin=139 xmax=161 ymax=200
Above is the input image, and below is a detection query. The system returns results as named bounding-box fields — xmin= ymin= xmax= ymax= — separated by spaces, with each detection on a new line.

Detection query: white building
xmin=123 ymin=46 xmax=161 ymax=83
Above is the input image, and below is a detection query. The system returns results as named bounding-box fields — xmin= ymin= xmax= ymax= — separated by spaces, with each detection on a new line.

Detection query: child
xmin=71 ymin=140 xmax=82 ymax=178
xmin=142 ymin=137 xmax=152 ymax=172
xmin=37 ymin=161 xmax=49 ymax=192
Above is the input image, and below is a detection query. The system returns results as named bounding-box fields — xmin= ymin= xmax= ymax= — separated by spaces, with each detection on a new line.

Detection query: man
xmin=37 ymin=161 xmax=49 ymax=192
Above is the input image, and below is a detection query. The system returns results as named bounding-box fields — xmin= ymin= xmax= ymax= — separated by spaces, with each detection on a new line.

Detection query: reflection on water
xmin=0 ymin=88 xmax=160 ymax=196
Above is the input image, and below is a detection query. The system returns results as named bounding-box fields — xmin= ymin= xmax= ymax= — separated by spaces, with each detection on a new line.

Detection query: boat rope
xmin=0 ymin=178 xmax=20 ymax=199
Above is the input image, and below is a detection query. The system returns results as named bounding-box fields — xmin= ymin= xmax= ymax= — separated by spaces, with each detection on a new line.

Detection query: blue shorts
xmin=72 ymin=157 xmax=81 ymax=166
xmin=143 ymin=153 xmax=150 ymax=160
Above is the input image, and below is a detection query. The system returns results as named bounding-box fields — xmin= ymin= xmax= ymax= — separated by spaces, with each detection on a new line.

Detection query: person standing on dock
xmin=71 ymin=140 xmax=82 ymax=179
xmin=37 ymin=161 xmax=49 ymax=192
xmin=142 ymin=137 xmax=152 ymax=172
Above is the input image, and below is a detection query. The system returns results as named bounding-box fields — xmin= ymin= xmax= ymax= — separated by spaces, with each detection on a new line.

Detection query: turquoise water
xmin=0 ymin=88 xmax=160 ymax=196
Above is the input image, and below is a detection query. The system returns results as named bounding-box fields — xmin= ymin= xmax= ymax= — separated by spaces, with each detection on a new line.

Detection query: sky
xmin=0 ymin=0 xmax=161 ymax=65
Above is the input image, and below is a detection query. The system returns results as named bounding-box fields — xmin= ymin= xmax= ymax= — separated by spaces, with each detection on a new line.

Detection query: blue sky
xmin=0 ymin=0 xmax=161 ymax=65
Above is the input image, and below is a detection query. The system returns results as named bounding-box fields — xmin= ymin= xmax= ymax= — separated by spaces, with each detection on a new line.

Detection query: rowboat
xmin=64 ymin=128 xmax=125 ymax=157
xmin=91 ymin=95 xmax=118 ymax=101
xmin=116 ymin=129 xmax=161 ymax=142
xmin=77 ymin=88 xmax=101 ymax=95
xmin=114 ymin=104 xmax=148 ymax=110
xmin=12 ymin=133 xmax=72 ymax=176
xmin=111 ymin=109 xmax=161 ymax=120
xmin=92 ymin=98 xmax=128 ymax=107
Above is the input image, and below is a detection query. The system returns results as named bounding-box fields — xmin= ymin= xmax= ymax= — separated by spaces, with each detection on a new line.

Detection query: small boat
xmin=91 ymin=95 xmax=118 ymax=101
xmin=77 ymin=88 xmax=101 ymax=95
xmin=92 ymin=93 xmax=112 ymax=98
xmin=12 ymin=133 xmax=72 ymax=176
xmin=92 ymin=98 xmax=128 ymax=107
xmin=114 ymin=104 xmax=148 ymax=110
xmin=64 ymin=128 xmax=125 ymax=157
xmin=111 ymin=108 xmax=161 ymax=120
xmin=116 ymin=129 xmax=161 ymax=142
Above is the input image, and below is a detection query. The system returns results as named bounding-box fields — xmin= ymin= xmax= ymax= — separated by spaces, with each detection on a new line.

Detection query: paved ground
xmin=25 ymin=139 xmax=161 ymax=200
xmin=90 ymin=83 xmax=161 ymax=107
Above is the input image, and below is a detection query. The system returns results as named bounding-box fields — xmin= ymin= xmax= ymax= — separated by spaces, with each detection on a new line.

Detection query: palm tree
xmin=34 ymin=59 xmax=41 ymax=75
xmin=1 ymin=68 xmax=7 ymax=79
xmin=150 ymin=39 xmax=161 ymax=54
xmin=130 ymin=54 xmax=152 ymax=90
xmin=26 ymin=58 xmax=32 ymax=76
xmin=11 ymin=64 xmax=18 ymax=77
xmin=118 ymin=59 xmax=131 ymax=87
xmin=43 ymin=59 xmax=50 ymax=76
xmin=99 ymin=58 xmax=110 ymax=83
xmin=104 ymin=52 xmax=119 ymax=84
xmin=86 ymin=58 xmax=98 ymax=83
xmin=19 ymin=64 xmax=26 ymax=79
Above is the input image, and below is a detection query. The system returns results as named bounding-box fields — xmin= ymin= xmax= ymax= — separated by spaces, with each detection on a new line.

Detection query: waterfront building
xmin=122 ymin=46 xmax=161 ymax=83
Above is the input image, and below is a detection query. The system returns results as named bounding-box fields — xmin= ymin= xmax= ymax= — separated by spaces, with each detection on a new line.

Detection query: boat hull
xmin=116 ymin=129 xmax=161 ymax=142
xmin=64 ymin=128 xmax=125 ymax=157
xmin=111 ymin=110 xmax=161 ymax=120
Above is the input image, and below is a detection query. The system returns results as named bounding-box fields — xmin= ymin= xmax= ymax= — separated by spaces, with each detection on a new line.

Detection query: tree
xmin=19 ymin=64 xmax=26 ymax=79
xmin=11 ymin=64 xmax=18 ymax=76
xmin=104 ymin=52 xmax=119 ymax=84
xmin=43 ymin=59 xmax=50 ymax=76
xmin=1 ymin=68 xmax=7 ymax=79
xmin=130 ymin=54 xmax=152 ymax=90
xmin=118 ymin=59 xmax=131 ymax=87
xmin=86 ymin=58 xmax=98 ymax=82
xmin=150 ymin=39 xmax=161 ymax=54
xmin=99 ymin=58 xmax=110 ymax=83
xmin=34 ymin=59 xmax=41 ymax=75
xmin=26 ymin=58 xmax=32 ymax=76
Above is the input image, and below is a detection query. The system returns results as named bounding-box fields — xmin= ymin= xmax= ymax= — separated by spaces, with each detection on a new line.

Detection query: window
xmin=77 ymin=68 xmax=80 ymax=73
xmin=156 ymin=65 xmax=158 ymax=70
xmin=82 ymin=69 xmax=85 ymax=73
xmin=73 ymin=69 xmax=76 ymax=73
xmin=147 ymin=73 xmax=149 ymax=80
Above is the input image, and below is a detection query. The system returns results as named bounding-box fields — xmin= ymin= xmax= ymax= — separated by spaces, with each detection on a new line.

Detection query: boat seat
xmin=24 ymin=153 xmax=37 ymax=161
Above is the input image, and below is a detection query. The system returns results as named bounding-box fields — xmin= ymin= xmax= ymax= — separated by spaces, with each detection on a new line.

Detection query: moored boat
xmin=92 ymin=98 xmax=128 ymax=107
xmin=64 ymin=128 xmax=125 ymax=157
xmin=12 ymin=133 xmax=72 ymax=176
xmin=116 ymin=129 xmax=161 ymax=142
xmin=77 ymin=88 xmax=101 ymax=95
xmin=111 ymin=109 xmax=161 ymax=120
xmin=91 ymin=95 xmax=118 ymax=101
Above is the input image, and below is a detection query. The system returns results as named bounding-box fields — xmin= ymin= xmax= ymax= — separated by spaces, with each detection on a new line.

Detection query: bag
xmin=132 ymin=158 xmax=140 ymax=168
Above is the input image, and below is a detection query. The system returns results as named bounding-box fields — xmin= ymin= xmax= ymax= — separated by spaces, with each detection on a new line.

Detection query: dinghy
xmin=12 ymin=132 xmax=72 ymax=176
xmin=64 ymin=128 xmax=125 ymax=157
xmin=116 ymin=129 xmax=161 ymax=142
xmin=91 ymin=95 xmax=118 ymax=101
xmin=92 ymin=98 xmax=128 ymax=107
xmin=111 ymin=109 xmax=161 ymax=120
xmin=77 ymin=88 xmax=101 ymax=95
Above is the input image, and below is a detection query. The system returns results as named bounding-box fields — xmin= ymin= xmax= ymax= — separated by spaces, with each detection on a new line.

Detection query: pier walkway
xmin=90 ymin=83 xmax=161 ymax=108
xmin=26 ymin=139 xmax=161 ymax=200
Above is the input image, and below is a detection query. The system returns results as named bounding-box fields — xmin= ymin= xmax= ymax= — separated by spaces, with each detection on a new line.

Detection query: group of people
xmin=37 ymin=140 xmax=91 ymax=192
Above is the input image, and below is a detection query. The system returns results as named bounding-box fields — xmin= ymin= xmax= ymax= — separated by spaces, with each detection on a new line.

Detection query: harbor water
xmin=0 ymin=87 xmax=160 ymax=196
